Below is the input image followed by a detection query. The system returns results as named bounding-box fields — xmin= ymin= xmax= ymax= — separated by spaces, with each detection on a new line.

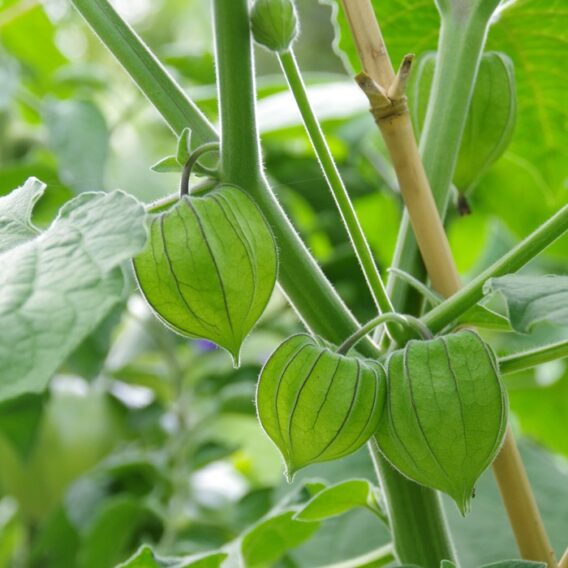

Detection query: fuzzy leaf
xmin=294 ymin=479 xmax=381 ymax=522
xmin=376 ymin=331 xmax=508 ymax=514
xmin=134 ymin=185 xmax=277 ymax=365
xmin=176 ymin=128 xmax=192 ymax=166
xmin=151 ymin=156 xmax=181 ymax=174
xmin=484 ymin=275 xmax=568 ymax=333
xmin=410 ymin=51 xmax=516 ymax=192
xmin=0 ymin=177 xmax=44 ymax=253
xmin=0 ymin=182 xmax=147 ymax=402
xmin=257 ymin=334 xmax=386 ymax=477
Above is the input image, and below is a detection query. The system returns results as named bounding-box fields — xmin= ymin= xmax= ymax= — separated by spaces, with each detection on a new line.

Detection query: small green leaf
xmin=0 ymin=177 xmax=44 ymax=253
xmin=410 ymin=51 xmax=517 ymax=193
xmin=376 ymin=331 xmax=508 ymax=515
xmin=117 ymin=544 xmax=227 ymax=568
xmin=134 ymin=184 xmax=277 ymax=365
xmin=177 ymin=128 xmax=192 ymax=166
xmin=484 ymin=275 xmax=568 ymax=333
xmin=257 ymin=334 xmax=386 ymax=477
xmin=455 ymin=304 xmax=512 ymax=332
xmin=294 ymin=479 xmax=382 ymax=522
xmin=241 ymin=510 xmax=320 ymax=567
xmin=0 ymin=184 xmax=147 ymax=402
xmin=151 ymin=156 xmax=181 ymax=174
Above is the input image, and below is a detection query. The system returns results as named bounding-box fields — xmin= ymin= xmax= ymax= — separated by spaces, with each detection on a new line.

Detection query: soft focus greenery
xmin=0 ymin=0 xmax=566 ymax=567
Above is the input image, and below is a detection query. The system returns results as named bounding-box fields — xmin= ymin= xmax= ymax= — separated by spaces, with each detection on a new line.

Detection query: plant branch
xmin=422 ymin=204 xmax=568 ymax=334
xmin=500 ymin=339 xmax=568 ymax=375
xmin=337 ymin=312 xmax=431 ymax=355
xmin=69 ymin=0 xmax=217 ymax=143
xmin=278 ymin=49 xmax=398 ymax=336
xmin=340 ymin=0 xmax=557 ymax=565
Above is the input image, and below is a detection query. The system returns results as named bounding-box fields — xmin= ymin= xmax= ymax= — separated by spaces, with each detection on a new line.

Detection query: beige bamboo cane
xmin=340 ymin=0 xmax=557 ymax=565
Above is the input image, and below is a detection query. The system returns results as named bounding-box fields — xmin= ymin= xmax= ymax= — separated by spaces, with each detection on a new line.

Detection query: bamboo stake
xmin=340 ymin=0 xmax=557 ymax=565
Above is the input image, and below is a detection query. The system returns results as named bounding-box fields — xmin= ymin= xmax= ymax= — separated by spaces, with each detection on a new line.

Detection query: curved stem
xmin=337 ymin=313 xmax=432 ymax=355
xmin=180 ymin=142 xmax=219 ymax=196
xmin=500 ymin=339 xmax=568 ymax=375
xmin=278 ymin=49 xmax=399 ymax=339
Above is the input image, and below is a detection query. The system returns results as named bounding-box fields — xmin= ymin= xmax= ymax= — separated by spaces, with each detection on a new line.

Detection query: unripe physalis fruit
xmin=376 ymin=330 xmax=508 ymax=515
xmin=133 ymin=185 xmax=277 ymax=366
xmin=411 ymin=52 xmax=516 ymax=197
xmin=251 ymin=0 xmax=298 ymax=53
xmin=257 ymin=334 xmax=386 ymax=479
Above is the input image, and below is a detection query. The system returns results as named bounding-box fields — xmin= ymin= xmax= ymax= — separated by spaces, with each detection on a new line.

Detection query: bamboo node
xmin=355 ymin=71 xmax=408 ymax=121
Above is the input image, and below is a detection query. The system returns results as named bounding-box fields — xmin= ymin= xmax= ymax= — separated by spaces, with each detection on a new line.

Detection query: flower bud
xmin=251 ymin=0 xmax=298 ymax=53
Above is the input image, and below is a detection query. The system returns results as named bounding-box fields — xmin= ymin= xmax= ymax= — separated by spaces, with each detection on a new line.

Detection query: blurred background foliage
xmin=0 ymin=0 xmax=566 ymax=566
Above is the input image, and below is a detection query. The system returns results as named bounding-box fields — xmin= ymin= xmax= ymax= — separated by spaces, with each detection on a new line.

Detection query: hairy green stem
xmin=337 ymin=313 xmax=431 ymax=355
xmin=500 ymin=339 xmax=568 ymax=375
xmin=423 ymin=204 xmax=568 ymax=334
xmin=388 ymin=1 xmax=500 ymax=312
xmin=69 ymin=0 xmax=216 ymax=143
xmin=278 ymin=49 xmax=397 ymax=332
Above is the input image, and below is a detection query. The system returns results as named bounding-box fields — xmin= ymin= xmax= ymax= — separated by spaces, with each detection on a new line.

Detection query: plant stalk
xmin=500 ymin=339 xmax=568 ymax=375
xmin=278 ymin=49 xmax=398 ymax=337
xmin=422 ymin=204 xmax=568 ymax=334
xmin=337 ymin=313 xmax=431 ymax=355
xmin=340 ymin=0 xmax=556 ymax=565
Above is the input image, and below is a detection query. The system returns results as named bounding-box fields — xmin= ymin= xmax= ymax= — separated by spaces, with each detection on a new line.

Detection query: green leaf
xmin=0 ymin=177 xmax=44 ymax=253
xmin=486 ymin=0 xmax=568 ymax=189
xmin=485 ymin=275 xmax=568 ymax=333
xmin=508 ymin=370 xmax=568 ymax=458
xmin=43 ymin=99 xmax=109 ymax=192
xmin=294 ymin=479 xmax=382 ymax=522
xmin=241 ymin=510 xmax=320 ymax=567
xmin=0 ymin=1 xmax=67 ymax=89
xmin=151 ymin=156 xmax=181 ymax=174
xmin=257 ymin=334 xmax=386 ymax=477
xmin=176 ymin=128 xmax=192 ymax=166
xmin=410 ymin=52 xmax=517 ymax=192
xmin=0 ymin=183 xmax=147 ymax=402
xmin=325 ymin=0 xmax=567 ymax=191
xmin=134 ymin=185 xmax=277 ymax=365
xmin=455 ymin=304 xmax=512 ymax=332
xmin=376 ymin=331 xmax=508 ymax=515
xmin=77 ymin=497 xmax=161 ymax=568
xmin=321 ymin=0 xmax=439 ymax=78
xmin=117 ymin=544 xmax=227 ymax=568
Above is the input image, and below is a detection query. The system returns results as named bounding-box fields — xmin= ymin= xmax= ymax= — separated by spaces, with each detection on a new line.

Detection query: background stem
xmin=500 ymin=339 xmax=568 ymax=375
xmin=422 ymin=204 xmax=568 ymax=334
